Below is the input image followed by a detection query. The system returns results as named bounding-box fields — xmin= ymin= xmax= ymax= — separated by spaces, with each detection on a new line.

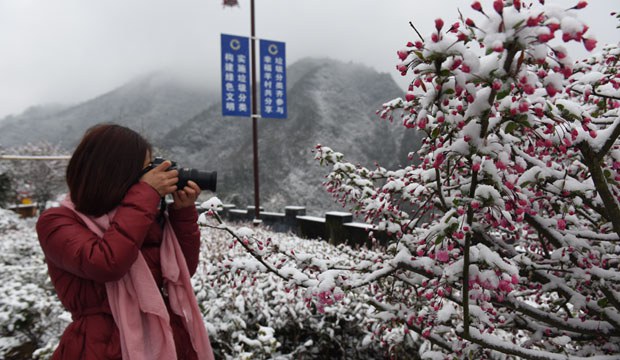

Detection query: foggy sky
xmin=0 ymin=0 xmax=618 ymax=119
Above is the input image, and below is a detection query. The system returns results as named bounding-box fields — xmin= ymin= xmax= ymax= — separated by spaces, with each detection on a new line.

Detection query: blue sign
xmin=221 ymin=34 xmax=251 ymax=117
xmin=259 ymin=39 xmax=286 ymax=119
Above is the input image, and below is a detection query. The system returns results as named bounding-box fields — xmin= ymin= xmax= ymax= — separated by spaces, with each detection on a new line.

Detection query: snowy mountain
xmin=162 ymin=58 xmax=422 ymax=213
xmin=0 ymin=71 xmax=216 ymax=148
xmin=0 ymin=58 xmax=421 ymax=213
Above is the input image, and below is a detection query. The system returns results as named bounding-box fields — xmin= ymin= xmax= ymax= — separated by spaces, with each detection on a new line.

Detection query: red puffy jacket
xmin=36 ymin=182 xmax=202 ymax=360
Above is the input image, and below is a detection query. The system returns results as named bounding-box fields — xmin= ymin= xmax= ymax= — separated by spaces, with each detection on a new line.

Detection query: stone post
xmin=246 ymin=206 xmax=265 ymax=221
xmin=284 ymin=206 xmax=306 ymax=234
xmin=325 ymin=211 xmax=353 ymax=245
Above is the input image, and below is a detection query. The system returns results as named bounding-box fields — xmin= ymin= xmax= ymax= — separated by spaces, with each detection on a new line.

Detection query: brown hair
xmin=66 ymin=123 xmax=152 ymax=216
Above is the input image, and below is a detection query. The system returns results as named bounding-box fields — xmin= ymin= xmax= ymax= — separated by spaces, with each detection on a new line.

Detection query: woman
xmin=36 ymin=124 xmax=214 ymax=360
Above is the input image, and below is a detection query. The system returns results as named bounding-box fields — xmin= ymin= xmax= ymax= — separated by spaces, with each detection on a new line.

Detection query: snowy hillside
xmin=163 ymin=58 xmax=423 ymax=212
xmin=0 ymin=71 xmax=216 ymax=148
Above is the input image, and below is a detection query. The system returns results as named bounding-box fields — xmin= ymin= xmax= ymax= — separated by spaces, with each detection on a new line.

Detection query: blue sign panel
xmin=221 ymin=34 xmax=251 ymax=117
xmin=259 ymin=39 xmax=286 ymax=119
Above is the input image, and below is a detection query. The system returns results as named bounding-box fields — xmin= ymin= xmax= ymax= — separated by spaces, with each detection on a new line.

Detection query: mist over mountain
xmin=0 ymin=71 xmax=216 ymax=148
xmin=0 ymin=58 xmax=422 ymax=214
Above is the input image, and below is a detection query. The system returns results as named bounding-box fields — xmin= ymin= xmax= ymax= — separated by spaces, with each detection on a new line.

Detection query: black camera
xmin=148 ymin=157 xmax=217 ymax=192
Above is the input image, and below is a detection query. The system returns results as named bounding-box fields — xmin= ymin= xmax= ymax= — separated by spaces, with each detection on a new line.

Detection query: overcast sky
xmin=0 ymin=0 xmax=617 ymax=118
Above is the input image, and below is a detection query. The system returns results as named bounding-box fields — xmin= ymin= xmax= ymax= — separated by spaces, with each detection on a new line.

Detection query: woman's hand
xmin=172 ymin=180 xmax=201 ymax=209
xmin=140 ymin=160 xmax=179 ymax=197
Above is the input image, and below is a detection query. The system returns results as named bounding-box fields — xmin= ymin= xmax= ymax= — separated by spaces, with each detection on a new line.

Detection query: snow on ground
xmin=0 ymin=208 xmax=391 ymax=359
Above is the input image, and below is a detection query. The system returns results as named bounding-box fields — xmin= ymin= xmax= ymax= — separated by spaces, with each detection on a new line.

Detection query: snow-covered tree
xmin=315 ymin=0 xmax=620 ymax=357
xmin=3 ymin=143 xmax=68 ymax=211
xmin=210 ymin=1 xmax=620 ymax=358
xmin=0 ymin=173 xmax=12 ymax=208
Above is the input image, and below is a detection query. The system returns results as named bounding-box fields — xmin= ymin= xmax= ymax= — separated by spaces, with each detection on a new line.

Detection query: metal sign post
xmin=221 ymin=0 xmax=287 ymax=222
xmin=250 ymin=0 xmax=260 ymax=221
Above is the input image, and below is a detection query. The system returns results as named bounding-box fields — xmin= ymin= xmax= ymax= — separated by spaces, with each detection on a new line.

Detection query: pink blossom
xmin=418 ymin=117 xmax=428 ymax=129
xmin=498 ymin=279 xmax=512 ymax=292
xmin=451 ymin=58 xmax=463 ymax=70
xmin=527 ymin=15 xmax=543 ymax=27
xmin=538 ymin=33 xmax=554 ymax=43
xmin=433 ymin=152 xmax=445 ymax=168
xmin=435 ymin=18 xmax=444 ymax=31
xmin=471 ymin=1 xmax=483 ymax=12
xmin=436 ymin=250 xmax=450 ymax=263
xmin=493 ymin=0 xmax=503 ymax=14
xmin=574 ymin=1 xmax=587 ymax=9
xmin=523 ymin=84 xmax=535 ymax=95
xmin=583 ymin=38 xmax=597 ymax=51
xmin=397 ymin=50 xmax=409 ymax=60
xmin=546 ymin=84 xmax=558 ymax=97
xmin=557 ymin=219 xmax=567 ymax=230
xmin=547 ymin=23 xmax=560 ymax=33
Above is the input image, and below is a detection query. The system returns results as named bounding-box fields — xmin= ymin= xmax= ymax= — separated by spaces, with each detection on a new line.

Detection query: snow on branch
xmin=206 ymin=1 xmax=620 ymax=358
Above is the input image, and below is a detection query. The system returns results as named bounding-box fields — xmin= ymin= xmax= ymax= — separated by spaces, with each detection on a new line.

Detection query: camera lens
xmin=178 ymin=168 xmax=217 ymax=192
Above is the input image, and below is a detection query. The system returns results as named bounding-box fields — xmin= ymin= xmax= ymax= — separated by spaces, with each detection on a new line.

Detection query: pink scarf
xmin=61 ymin=198 xmax=214 ymax=360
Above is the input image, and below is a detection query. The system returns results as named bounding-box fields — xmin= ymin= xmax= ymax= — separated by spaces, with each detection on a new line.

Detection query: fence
xmin=215 ymin=204 xmax=388 ymax=248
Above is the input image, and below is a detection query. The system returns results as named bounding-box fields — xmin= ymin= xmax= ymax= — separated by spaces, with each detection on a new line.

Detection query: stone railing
xmin=215 ymin=204 xmax=388 ymax=248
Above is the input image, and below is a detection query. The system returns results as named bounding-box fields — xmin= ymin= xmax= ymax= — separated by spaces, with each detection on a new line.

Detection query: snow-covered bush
xmin=0 ymin=208 xmax=392 ymax=359
xmin=195 ymin=225 xmax=390 ymax=359
xmin=0 ymin=211 xmax=65 ymax=360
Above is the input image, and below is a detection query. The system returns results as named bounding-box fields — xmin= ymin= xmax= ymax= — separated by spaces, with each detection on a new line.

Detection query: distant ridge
xmin=0 ymin=71 xmax=216 ymax=148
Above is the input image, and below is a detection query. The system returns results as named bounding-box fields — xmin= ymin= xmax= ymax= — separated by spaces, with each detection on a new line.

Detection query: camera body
xmin=149 ymin=157 xmax=217 ymax=192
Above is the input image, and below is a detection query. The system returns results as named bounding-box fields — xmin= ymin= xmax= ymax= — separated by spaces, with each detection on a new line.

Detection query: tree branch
xmin=579 ymin=143 xmax=620 ymax=238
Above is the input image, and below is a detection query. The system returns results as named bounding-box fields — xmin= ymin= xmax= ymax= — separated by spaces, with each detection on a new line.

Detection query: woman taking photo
xmin=36 ymin=123 xmax=214 ymax=359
